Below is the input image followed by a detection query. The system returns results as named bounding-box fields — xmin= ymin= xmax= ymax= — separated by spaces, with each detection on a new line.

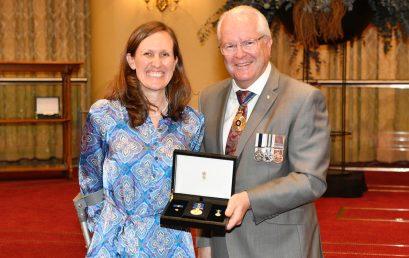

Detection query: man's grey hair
xmin=216 ymin=5 xmax=272 ymax=41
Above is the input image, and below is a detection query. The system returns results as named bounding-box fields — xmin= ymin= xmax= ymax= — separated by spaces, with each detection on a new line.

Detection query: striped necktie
xmin=225 ymin=90 xmax=256 ymax=155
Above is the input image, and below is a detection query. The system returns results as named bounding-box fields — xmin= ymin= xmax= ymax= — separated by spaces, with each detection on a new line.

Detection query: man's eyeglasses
xmin=220 ymin=35 xmax=266 ymax=56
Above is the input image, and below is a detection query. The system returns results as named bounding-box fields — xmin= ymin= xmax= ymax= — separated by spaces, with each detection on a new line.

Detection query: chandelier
xmin=144 ymin=0 xmax=180 ymax=12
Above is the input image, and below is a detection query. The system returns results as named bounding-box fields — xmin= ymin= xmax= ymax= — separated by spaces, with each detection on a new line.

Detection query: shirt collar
xmin=232 ymin=62 xmax=271 ymax=95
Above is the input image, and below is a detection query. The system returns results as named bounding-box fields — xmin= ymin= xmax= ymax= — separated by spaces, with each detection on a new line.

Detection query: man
xmin=197 ymin=5 xmax=330 ymax=258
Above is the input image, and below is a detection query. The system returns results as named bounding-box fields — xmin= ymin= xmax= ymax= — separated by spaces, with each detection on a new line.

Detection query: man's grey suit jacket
xmin=198 ymin=65 xmax=330 ymax=258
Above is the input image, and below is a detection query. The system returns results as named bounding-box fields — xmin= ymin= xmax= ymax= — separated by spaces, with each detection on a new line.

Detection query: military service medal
xmin=272 ymin=135 xmax=285 ymax=164
xmin=263 ymin=134 xmax=274 ymax=163
xmin=254 ymin=133 xmax=286 ymax=163
xmin=254 ymin=133 xmax=265 ymax=161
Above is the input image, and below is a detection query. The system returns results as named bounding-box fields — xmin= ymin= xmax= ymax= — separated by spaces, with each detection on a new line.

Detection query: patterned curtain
xmin=0 ymin=0 xmax=91 ymax=165
xmin=270 ymin=25 xmax=409 ymax=166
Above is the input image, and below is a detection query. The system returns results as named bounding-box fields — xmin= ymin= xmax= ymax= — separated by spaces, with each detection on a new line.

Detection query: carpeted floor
xmin=0 ymin=171 xmax=408 ymax=257
xmin=0 ymin=177 xmax=85 ymax=257
xmin=318 ymin=172 xmax=409 ymax=257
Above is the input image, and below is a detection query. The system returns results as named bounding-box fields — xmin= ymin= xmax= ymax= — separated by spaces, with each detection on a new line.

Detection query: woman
xmin=79 ymin=21 xmax=204 ymax=257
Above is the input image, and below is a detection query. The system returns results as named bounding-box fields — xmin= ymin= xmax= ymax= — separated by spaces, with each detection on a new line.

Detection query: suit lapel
xmin=235 ymin=67 xmax=280 ymax=157
xmin=217 ymin=81 xmax=232 ymax=154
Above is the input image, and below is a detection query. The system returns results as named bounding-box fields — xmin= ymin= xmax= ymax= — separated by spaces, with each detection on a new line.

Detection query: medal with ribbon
xmin=254 ymin=133 xmax=286 ymax=163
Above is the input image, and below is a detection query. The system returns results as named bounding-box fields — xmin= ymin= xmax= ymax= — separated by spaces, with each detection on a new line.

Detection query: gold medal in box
xmin=190 ymin=202 xmax=204 ymax=216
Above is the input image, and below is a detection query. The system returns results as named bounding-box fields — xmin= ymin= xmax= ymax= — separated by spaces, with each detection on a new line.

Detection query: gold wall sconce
xmin=144 ymin=0 xmax=179 ymax=12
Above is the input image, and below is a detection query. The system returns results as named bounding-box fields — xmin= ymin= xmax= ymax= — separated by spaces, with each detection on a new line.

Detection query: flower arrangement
xmin=198 ymin=0 xmax=409 ymax=52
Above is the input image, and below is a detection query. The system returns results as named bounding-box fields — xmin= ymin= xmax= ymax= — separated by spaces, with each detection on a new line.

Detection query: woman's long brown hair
xmin=106 ymin=21 xmax=191 ymax=127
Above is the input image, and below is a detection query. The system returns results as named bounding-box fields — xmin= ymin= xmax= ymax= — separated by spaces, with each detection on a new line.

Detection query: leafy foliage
xmin=368 ymin=0 xmax=409 ymax=52
xmin=199 ymin=0 xmax=409 ymax=53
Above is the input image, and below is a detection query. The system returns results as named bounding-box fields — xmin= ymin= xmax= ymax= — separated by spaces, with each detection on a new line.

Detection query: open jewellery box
xmin=160 ymin=150 xmax=237 ymax=230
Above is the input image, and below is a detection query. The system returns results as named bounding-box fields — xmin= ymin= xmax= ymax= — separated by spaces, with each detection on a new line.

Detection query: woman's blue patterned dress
xmin=79 ymin=99 xmax=204 ymax=257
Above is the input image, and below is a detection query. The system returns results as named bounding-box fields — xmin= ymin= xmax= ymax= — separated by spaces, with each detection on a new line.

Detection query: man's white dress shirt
xmin=222 ymin=63 xmax=272 ymax=153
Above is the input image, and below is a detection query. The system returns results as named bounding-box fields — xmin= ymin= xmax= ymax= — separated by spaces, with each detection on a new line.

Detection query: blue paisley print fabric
xmin=79 ymin=99 xmax=204 ymax=257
